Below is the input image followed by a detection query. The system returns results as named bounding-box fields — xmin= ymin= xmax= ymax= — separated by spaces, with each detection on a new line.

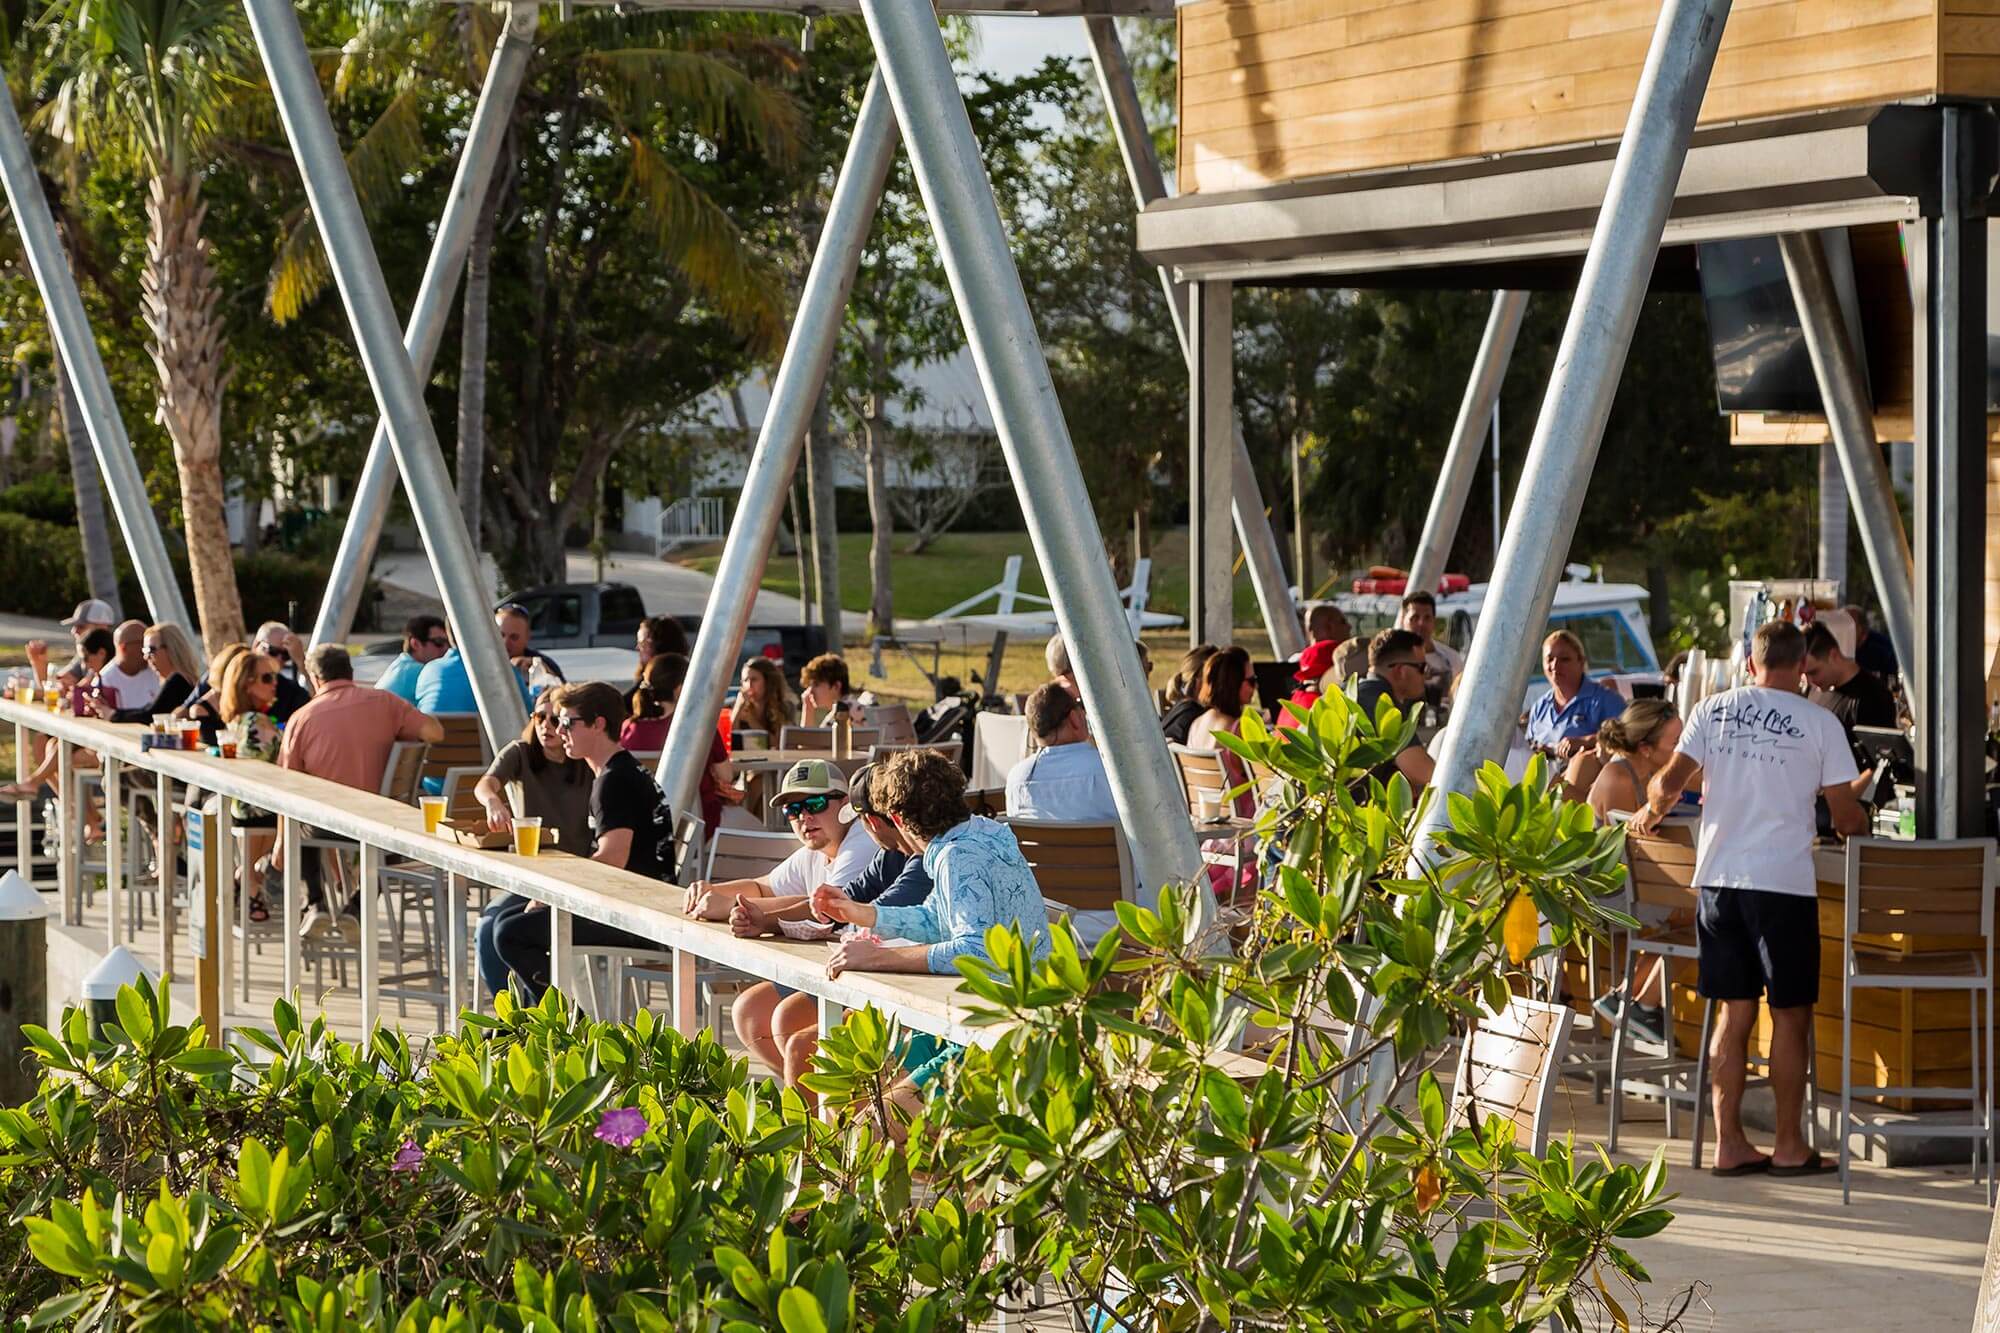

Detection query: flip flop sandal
xmin=246 ymin=894 xmax=271 ymax=924
xmin=1709 ymin=1157 xmax=1772 ymax=1177
xmin=1769 ymin=1151 xmax=1830 ymax=1177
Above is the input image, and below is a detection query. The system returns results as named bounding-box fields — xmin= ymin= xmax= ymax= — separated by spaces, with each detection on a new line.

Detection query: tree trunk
xmin=804 ymin=386 xmax=842 ymax=645
xmin=142 ymin=171 xmax=243 ymax=650
xmin=863 ymin=414 xmax=893 ymax=641
xmin=54 ymin=350 xmax=120 ymax=615
xmin=457 ymin=166 xmax=502 ymax=555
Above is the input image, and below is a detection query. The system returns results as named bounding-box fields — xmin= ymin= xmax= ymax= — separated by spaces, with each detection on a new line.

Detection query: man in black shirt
xmin=1350 ymin=629 xmax=1435 ymax=792
xmin=493 ymin=680 xmax=673 ymax=1001
xmin=1802 ymin=624 xmax=1898 ymax=744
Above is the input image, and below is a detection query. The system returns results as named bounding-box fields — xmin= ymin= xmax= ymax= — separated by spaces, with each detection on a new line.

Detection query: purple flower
xmin=594 ymin=1106 xmax=647 ymax=1148
xmin=390 ymin=1139 xmax=424 ymax=1173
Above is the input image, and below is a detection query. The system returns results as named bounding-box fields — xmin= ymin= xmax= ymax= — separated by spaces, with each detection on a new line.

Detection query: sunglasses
xmin=142 ymin=643 xmax=160 ymax=657
xmin=425 ymin=637 xmax=449 ymax=649
xmin=262 ymin=646 xmax=289 ymax=663
xmin=781 ymin=794 xmax=836 ymax=820
xmin=257 ymin=672 xmax=277 ymax=684
xmin=555 ymin=715 xmax=583 ymax=732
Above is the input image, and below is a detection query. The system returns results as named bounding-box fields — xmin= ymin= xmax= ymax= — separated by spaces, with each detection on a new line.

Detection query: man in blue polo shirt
xmin=415 ymin=607 xmax=536 ymax=715
xmin=1525 ymin=629 xmax=1621 ymax=760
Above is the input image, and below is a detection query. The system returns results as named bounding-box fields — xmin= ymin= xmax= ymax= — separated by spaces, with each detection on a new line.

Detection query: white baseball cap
xmin=61 ymin=598 xmax=116 ymax=628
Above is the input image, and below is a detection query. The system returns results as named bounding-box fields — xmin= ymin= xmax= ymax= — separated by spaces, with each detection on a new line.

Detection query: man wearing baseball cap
xmin=682 ymin=758 xmax=878 ymax=924
xmin=1278 ymin=638 xmax=1341 ymax=729
xmin=26 ymin=598 xmax=116 ymax=688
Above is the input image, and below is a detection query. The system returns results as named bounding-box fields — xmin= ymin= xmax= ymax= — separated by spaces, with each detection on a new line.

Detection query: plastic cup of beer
xmin=420 ymin=794 xmax=447 ymax=834
xmin=512 ymin=816 xmax=543 ymax=857
xmin=218 ymin=739 xmax=237 ymax=759
xmin=44 ymin=683 xmax=60 ymax=712
xmin=179 ymin=723 xmax=201 ymax=750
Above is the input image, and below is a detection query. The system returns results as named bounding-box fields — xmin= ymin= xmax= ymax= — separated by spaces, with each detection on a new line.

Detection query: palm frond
xmin=266 ymin=85 xmax=427 ymax=323
xmin=585 ymin=46 xmax=803 ymax=164
xmin=623 ymin=133 xmax=786 ymax=356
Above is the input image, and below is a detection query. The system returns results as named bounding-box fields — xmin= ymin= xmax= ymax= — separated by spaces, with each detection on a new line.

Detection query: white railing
xmin=1 ymin=698 xmax=983 ymax=1049
xmin=654 ymin=496 xmax=727 ymax=558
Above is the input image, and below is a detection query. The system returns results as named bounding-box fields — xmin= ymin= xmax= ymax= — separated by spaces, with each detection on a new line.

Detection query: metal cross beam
xmin=244 ymin=0 xmax=528 ymax=749
xmin=311 ymin=1 xmax=540 ymax=650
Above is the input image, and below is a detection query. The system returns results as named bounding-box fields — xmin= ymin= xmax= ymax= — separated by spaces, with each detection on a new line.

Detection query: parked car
xmin=505 ymin=582 xmax=829 ymax=686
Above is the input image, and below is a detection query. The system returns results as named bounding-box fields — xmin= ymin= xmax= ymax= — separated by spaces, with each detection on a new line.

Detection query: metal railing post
xmin=311 ymin=2 xmax=540 ymax=648
xmin=280 ymin=816 xmax=302 ymax=1001
xmin=359 ymin=842 xmax=380 ymax=1035
xmin=1777 ymin=231 xmax=1917 ymax=684
xmin=103 ymin=759 xmax=123 ymax=948
xmin=656 ymin=72 xmax=899 ymax=820
xmin=0 ymin=68 xmax=192 ymax=631
xmin=244 ymin=0 xmax=527 ymax=750
xmin=1422 ymin=0 xmax=1733 ymax=832
xmin=860 ymin=0 xmax=1207 ymax=904
xmin=1083 ymin=17 xmax=1304 ymax=657
xmin=1406 ymin=291 xmax=1530 ymax=598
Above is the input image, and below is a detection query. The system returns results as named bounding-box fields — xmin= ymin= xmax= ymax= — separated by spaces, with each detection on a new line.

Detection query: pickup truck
xmin=504 ymin=582 xmax=829 ymax=684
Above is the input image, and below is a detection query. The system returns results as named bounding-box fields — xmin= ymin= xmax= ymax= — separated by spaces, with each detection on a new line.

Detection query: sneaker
xmin=1591 ymin=992 xmax=1624 ymax=1029
xmin=299 ymin=904 xmax=334 ymax=940
xmin=334 ymin=904 xmax=361 ymax=946
xmin=1626 ymin=1003 xmax=1669 ymax=1047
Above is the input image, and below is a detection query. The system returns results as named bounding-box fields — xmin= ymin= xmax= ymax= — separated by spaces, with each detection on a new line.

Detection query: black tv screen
xmin=1697 ymin=233 xmax=1871 ymax=415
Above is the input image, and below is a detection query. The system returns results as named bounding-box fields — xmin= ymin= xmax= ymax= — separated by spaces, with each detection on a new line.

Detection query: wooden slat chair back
xmin=869 ymin=702 xmax=919 ymax=746
xmin=778 ymin=725 xmax=882 ymax=755
xmin=1849 ymin=838 xmax=1993 ymax=939
xmin=1168 ymin=743 xmax=1233 ymax=818
xmin=1002 ymin=818 xmax=1134 ymax=912
xmin=379 ymin=742 xmax=431 ymax=805
xmin=1624 ymin=822 xmax=1699 ymax=913
xmin=422 ymin=713 xmax=488 ymax=789
xmin=1451 ymin=995 xmax=1572 ymax=1157
xmin=706 ymin=827 xmax=800 ymax=883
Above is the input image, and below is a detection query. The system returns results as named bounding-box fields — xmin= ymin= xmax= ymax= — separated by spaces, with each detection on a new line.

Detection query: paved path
xmin=0 ymin=613 xmax=68 ymax=644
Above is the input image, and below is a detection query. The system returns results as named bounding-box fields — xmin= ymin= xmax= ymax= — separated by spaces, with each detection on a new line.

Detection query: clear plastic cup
xmin=420 ymin=795 xmax=447 ymax=834
xmin=513 ymin=817 xmax=543 ymax=857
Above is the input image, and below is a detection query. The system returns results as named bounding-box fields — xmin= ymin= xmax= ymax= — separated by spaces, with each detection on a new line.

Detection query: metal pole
xmin=1489 ymin=400 xmax=1501 ymax=566
xmin=311 ymin=2 xmax=538 ymax=647
xmin=245 ymin=0 xmax=527 ymax=749
xmin=0 ymin=68 xmax=192 ymax=632
xmin=1084 ymin=17 xmax=1304 ymax=658
xmin=863 ymin=0 xmax=1206 ymax=902
xmin=1189 ymin=280 xmax=1235 ymax=647
xmin=1406 ymin=291 xmax=1528 ymax=598
xmin=655 ymin=72 xmax=900 ymax=822
xmin=1777 ymin=230 xmax=1915 ymax=677
xmin=1423 ymin=0 xmax=1732 ymax=830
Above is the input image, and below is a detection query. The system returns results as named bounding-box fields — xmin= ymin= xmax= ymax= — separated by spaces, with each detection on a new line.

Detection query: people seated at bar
xmin=415 ymin=606 xmax=538 ymax=714
xmin=377 ymin=614 xmax=450 ymax=705
xmin=1632 ymin=621 xmax=1864 ymax=1178
xmin=497 ymin=601 xmax=566 ymax=689
xmin=626 ymin=614 xmax=691 ymax=715
xmin=177 ymin=643 xmax=279 ymax=742
xmin=218 ymin=649 xmax=286 ymax=923
xmin=728 ymin=762 xmax=932 ymax=1083
xmin=1329 ymin=637 xmax=1370 ymax=693
xmin=25 ymin=598 xmax=115 ymax=688
xmin=253 ymin=621 xmax=313 ymax=700
xmin=1525 ymin=630 xmax=1621 ymax=760
xmin=62 ymin=628 xmax=116 ymax=710
xmin=1845 ymin=602 xmax=1897 ymax=677
xmin=1160 ymin=644 xmax=1217 ymax=743
xmin=1299 ymin=602 xmax=1351 ymax=659
xmin=280 ymin=645 xmax=445 ymax=794
xmin=1 ymin=630 xmax=114 ymax=800
xmin=1579 ymin=698 xmax=1696 ymax=1047
xmin=491 ymin=681 xmax=674 ymax=1001
xmin=100 ymin=623 xmax=202 ymax=723
xmin=1008 ymin=682 xmax=1117 ymax=822
xmin=1351 ymin=629 xmax=1435 ymax=791
xmin=1278 ymin=639 xmax=1340 ymax=729
xmin=682 ymin=759 xmax=878 ymax=921
xmin=1801 ymin=622 xmax=1898 ymax=743
xmin=800 ymin=653 xmax=865 ymax=726
xmin=1397 ymin=590 xmax=1461 ymax=701
xmin=730 ymin=657 xmax=794 ymax=743
xmin=1185 ymin=646 xmax=1257 ymax=790
xmin=94 ymin=620 xmax=159 ymax=711
xmin=474 ymin=694 xmax=596 ymax=1001
xmin=619 ymin=652 xmax=740 ymax=834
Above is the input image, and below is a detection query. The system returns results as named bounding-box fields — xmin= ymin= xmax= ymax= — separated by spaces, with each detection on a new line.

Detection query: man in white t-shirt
xmin=94 ymin=619 xmax=160 ymax=711
xmin=681 ymin=759 xmax=879 ymax=921
xmin=1633 ymin=621 xmax=1865 ymax=1179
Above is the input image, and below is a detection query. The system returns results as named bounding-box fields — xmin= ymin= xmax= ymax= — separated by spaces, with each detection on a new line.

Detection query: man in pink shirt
xmin=280 ymin=645 xmax=444 ymax=793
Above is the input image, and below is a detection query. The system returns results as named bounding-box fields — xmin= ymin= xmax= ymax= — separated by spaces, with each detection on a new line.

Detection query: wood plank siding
xmin=1177 ymin=0 xmax=2000 ymax=195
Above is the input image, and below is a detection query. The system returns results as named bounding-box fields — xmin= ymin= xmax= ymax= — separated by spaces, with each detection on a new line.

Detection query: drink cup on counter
xmin=219 ymin=740 xmax=237 ymax=759
xmin=420 ymin=795 xmax=447 ymax=834
xmin=512 ymin=817 xmax=543 ymax=857
xmin=180 ymin=723 xmax=201 ymax=751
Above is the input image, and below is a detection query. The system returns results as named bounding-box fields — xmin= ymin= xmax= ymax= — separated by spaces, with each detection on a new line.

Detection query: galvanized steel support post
xmin=1406 ymin=291 xmax=1529 ymax=599
xmin=1777 ymin=230 xmax=1917 ymax=687
xmin=656 ymin=72 xmax=900 ymax=821
xmin=311 ymin=2 xmax=539 ymax=648
xmin=1084 ymin=17 xmax=1304 ymax=657
xmin=1422 ymin=0 xmax=1732 ymax=832
xmin=0 ymin=67 xmax=193 ymax=632
xmin=860 ymin=0 xmax=1207 ymax=902
xmin=245 ymin=0 xmax=527 ymax=749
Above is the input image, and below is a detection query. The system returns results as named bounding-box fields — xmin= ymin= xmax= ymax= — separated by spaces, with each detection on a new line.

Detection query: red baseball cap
xmin=1294 ymin=638 xmax=1340 ymax=682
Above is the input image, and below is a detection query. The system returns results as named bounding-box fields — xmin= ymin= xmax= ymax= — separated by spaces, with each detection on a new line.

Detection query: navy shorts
xmin=1695 ymin=887 xmax=1820 ymax=1010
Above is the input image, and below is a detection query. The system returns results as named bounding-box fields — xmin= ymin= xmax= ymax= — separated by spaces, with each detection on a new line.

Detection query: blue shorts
xmin=901 ymin=1033 xmax=963 ymax=1092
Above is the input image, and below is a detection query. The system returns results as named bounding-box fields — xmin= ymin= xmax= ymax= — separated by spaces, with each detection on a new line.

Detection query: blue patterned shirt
xmin=874 ymin=816 xmax=1050 ymax=974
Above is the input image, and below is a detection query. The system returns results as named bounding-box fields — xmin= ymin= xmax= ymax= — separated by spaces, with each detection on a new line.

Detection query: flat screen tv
xmin=1697 ymin=231 xmax=1871 ymax=415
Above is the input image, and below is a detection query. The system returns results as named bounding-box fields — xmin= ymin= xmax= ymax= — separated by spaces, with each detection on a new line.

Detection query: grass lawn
xmin=679 ymin=528 xmax=1277 ymax=626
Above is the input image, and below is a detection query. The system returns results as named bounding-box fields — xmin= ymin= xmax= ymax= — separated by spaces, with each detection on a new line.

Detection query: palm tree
xmin=37 ymin=0 xmax=251 ymax=649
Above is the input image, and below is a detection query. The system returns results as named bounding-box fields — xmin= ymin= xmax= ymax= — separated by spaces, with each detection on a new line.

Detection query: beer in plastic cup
xmin=180 ymin=724 xmax=201 ymax=750
xmin=44 ymin=684 xmax=60 ymax=712
xmin=420 ymin=795 xmax=447 ymax=834
xmin=513 ymin=816 xmax=543 ymax=857
xmin=219 ymin=740 xmax=237 ymax=759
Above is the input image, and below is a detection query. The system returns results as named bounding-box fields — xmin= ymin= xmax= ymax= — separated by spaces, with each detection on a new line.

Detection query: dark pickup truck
xmin=505 ymin=582 xmax=829 ymax=683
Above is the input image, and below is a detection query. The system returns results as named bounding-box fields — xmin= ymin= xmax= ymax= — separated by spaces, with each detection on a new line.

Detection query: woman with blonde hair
xmin=100 ymin=622 xmax=202 ymax=722
xmin=731 ymin=656 xmax=794 ymax=741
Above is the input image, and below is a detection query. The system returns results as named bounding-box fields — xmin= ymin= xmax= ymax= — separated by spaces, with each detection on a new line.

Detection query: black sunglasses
xmin=555 ymin=714 xmax=583 ymax=732
xmin=425 ymin=636 xmax=449 ymax=649
xmin=781 ymin=794 xmax=835 ymax=820
xmin=257 ymin=671 xmax=278 ymax=684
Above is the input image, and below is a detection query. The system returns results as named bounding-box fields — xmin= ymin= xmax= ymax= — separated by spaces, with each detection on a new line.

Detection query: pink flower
xmin=594 ymin=1106 xmax=647 ymax=1148
xmin=390 ymin=1140 xmax=424 ymax=1173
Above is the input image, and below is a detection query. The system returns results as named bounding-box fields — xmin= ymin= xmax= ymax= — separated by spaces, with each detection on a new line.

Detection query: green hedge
xmin=0 ymin=512 xmax=367 ymax=631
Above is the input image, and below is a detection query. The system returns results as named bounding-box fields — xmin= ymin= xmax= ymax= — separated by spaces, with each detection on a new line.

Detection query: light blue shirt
xmin=1004 ymin=742 xmax=1119 ymax=824
xmin=1526 ymin=678 xmax=1623 ymax=750
xmin=376 ymin=652 xmax=424 ymax=705
xmin=415 ymin=647 xmax=531 ymax=717
xmin=874 ymin=817 xmax=1050 ymax=974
